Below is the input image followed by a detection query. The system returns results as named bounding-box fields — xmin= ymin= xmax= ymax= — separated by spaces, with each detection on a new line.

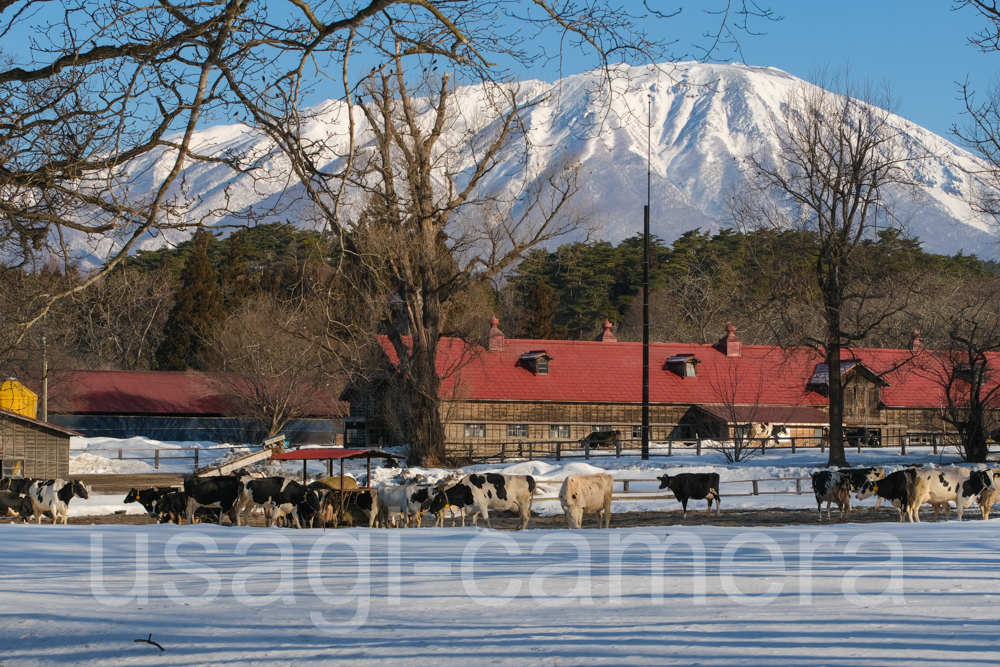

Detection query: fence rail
xmin=530 ymin=476 xmax=813 ymax=503
xmin=445 ymin=434 xmax=982 ymax=465
xmin=74 ymin=447 xmax=219 ymax=470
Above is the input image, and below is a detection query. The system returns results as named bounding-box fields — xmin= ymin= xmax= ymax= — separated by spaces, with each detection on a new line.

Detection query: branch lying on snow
xmin=134 ymin=634 xmax=165 ymax=651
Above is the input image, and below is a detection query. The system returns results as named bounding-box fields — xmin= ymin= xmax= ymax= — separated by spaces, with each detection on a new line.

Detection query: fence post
xmin=821 ymin=439 xmax=825 ymax=454
xmin=791 ymin=437 xmax=796 ymax=454
xmin=623 ymin=480 xmax=630 ymax=493
xmin=761 ymin=438 xmax=765 ymax=455
xmin=529 ymin=441 xmax=534 ymax=460
xmin=615 ymin=440 xmax=621 ymax=458
xmin=668 ymin=440 xmax=672 ymax=457
xmin=118 ymin=449 xmax=122 ymax=460
xmin=796 ymin=478 xmax=802 ymax=494
xmin=752 ymin=480 xmax=759 ymax=496
xmin=500 ymin=442 xmax=506 ymax=464
xmin=554 ymin=441 xmax=560 ymax=461
xmin=194 ymin=449 xmax=199 ymax=469
xmin=901 ymin=437 xmax=906 ymax=456
xmin=154 ymin=450 xmax=160 ymax=470
xmin=696 ymin=439 xmax=701 ymax=456
xmin=585 ymin=439 xmax=591 ymax=460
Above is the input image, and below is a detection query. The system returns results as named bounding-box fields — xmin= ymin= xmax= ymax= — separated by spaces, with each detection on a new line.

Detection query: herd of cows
xmin=1 ymin=464 xmax=999 ymax=528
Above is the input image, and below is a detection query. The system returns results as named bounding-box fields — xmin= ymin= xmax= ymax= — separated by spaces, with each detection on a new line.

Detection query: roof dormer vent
xmin=667 ymin=354 xmax=701 ymax=378
xmin=595 ymin=320 xmax=618 ymax=342
xmin=519 ymin=350 xmax=553 ymax=375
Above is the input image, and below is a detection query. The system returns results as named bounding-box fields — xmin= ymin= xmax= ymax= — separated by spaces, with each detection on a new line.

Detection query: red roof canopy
xmin=269 ymin=448 xmax=402 ymax=461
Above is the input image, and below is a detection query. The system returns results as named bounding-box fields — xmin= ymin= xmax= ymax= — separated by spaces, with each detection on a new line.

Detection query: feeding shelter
xmin=268 ymin=448 xmax=405 ymax=520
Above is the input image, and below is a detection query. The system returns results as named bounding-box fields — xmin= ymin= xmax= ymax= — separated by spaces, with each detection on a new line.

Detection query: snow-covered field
xmin=2 ymin=521 xmax=998 ymax=666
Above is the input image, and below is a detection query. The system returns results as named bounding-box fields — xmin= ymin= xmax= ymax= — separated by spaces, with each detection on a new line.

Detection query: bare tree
xmin=728 ymin=73 xmax=927 ymax=467
xmin=909 ymin=281 xmax=1000 ymax=462
xmin=201 ymin=296 xmax=342 ymax=439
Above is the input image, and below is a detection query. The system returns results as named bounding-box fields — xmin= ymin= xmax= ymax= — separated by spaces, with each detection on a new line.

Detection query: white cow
xmin=559 ymin=473 xmax=614 ymax=529
xmin=910 ymin=467 xmax=995 ymax=522
xmin=28 ymin=479 xmax=90 ymax=525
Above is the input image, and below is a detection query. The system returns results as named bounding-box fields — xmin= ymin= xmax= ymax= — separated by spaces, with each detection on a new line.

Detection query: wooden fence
xmin=531 ymin=476 xmax=813 ymax=503
xmin=445 ymin=434 xmax=977 ymax=464
xmin=77 ymin=447 xmax=208 ymax=470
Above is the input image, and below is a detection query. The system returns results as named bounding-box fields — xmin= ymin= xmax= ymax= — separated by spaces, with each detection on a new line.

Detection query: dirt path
xmin=2 ymin=505 xmax=951 ymax=528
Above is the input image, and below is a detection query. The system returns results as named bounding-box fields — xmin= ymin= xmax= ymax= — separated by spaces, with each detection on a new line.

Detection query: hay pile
xmin=314 ymin=476 xmax=368 ymax=526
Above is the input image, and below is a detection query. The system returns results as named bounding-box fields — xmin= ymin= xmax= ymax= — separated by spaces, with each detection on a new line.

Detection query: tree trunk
xmin=826 ymin=307 xmax=850 ymax=468
xmin=964 ymin=407 xmax=989 ymax=463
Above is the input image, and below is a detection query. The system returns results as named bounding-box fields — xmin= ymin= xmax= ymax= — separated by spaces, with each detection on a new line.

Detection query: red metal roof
xmin=381 ymin=335 xmax=994 ymax=410
xmin=269 ymin=448 xmax=402 ymax=461
xmin=48 ymin=370 xmax=344 ymax=417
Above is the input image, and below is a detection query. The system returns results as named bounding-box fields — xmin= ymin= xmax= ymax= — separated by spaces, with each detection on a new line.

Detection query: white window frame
xmin=507 ymin=424 xmax=528 ymax=438
xmin=549 ymin=424 xmax=571 ymax=439
xmin=464 ymin=423 xmax=486 ymax=438
xmin=2 ymin=458 xmax=24 ymax=478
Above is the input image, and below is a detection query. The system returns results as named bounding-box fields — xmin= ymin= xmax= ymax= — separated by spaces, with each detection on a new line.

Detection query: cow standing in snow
xmin=811 ymin=471 xmax=851 ymax=522
xmin=428 ymin=474 xmax=535 ymax=530
xmin=559 ymin=473 xmax=613 ymax=529
xmin=657 ymin=473 xmax=721 ymax=518
xmin=28 ymin=479 xmax=89 ymax=525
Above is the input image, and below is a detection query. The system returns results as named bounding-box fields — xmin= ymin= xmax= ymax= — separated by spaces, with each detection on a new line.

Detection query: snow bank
xmin=2 ymin=521 xmax=999 ymax=666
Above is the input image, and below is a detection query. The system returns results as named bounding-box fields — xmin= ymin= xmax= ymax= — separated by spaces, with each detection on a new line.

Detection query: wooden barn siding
xmin=0 ymin=420 xmax=69 ymax=478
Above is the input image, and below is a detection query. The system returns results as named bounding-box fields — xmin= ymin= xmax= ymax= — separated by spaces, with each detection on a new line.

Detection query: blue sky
xmin=495 ymin=0 xmax=998 ymax=139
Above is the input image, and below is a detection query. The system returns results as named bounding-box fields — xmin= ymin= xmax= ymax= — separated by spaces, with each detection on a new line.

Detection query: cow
xmin=580 ymin=430 xmax=622 ymax=450
xmin=977 ymin=470 xmax=1000 ymax=520
xmin=315 ymin=488 xmax=379 ymax=528
xmin=427 ymin=473 xmax=536 ymax=530
xmin=28 ymin=479 xmax=89 ymax=525
xmin=377 ymin=481 xmax=432 ymax=528
xmin=559 ymin=473 xmax=613 ymax=529
xmin=0 ymin=490 xmax=34 ymax=521
xmin=854 ymin=468 xmax=928 ymax=523
xmin=746 ymin=423 xmax=785 ymax=445
xmin=183 ymin=476 xmax=247 ymax=526
xmin=656 ymin=472 xmax=721 ymax=518
xmin=153 ymin=491 xmax=189 ymax=524
xmin=810 ymin=471 xmax=851 ymax=522
xmin=0 ymin=477 xmax=39 ymax=495
xmin=908 ymin=467 xmax=993 ymax=522
xmin=239 ymin=477 xmax=320 ymax=529
xmin=844 ymin=466 xmax=887 ymax=509
xmin=124 ymin=487 xmax=172 ymax=516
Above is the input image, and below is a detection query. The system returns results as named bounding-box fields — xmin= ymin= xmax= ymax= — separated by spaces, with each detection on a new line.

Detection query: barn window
xmin=2 ymin=458 xmax=23 ymax=478
xmin=631 ymin=425 xmax=642 ymax=438
xmin=520 ymin=351 xmax=553 ymax=375
xmin=464 ymin=423 xmax=486 ymax=438
xmin=592 ymin=425 xmax=611 ymax=433
xmin=671 ymin=425 xmax=695 ymax=440
xmin=667 ymin=354 xmax=701 ymax=378
xmin=549 ymin=424 xmax=571 ymax=438
xmin=507 ymin=424 xmax=528 ymax=438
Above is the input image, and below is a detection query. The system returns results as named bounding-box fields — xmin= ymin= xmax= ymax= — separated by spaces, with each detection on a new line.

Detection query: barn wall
xmin=48 ymin=415 xmax=337 ymax=445
xmin=0 ymin=419 xmax=70 ymax=479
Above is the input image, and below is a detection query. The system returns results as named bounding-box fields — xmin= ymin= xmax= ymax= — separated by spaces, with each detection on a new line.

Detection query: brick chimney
xmin=488 ymin=317 xmax=505 ymax=351
xmin=595 ymin=319 xmax=618 ymax=342
xmin=716 ymin=323 xmax=741 ymax=357
xmin=909 ymin=329 xmax=924 ymax=354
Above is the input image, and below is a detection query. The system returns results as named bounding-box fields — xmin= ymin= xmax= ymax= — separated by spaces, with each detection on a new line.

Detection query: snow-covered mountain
xmin=106 ymin=62 xmax=999 ymax=261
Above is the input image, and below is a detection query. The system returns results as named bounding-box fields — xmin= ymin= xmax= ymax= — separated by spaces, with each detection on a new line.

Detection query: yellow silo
xmin=0 ymin=378 xmax=38 ymax=419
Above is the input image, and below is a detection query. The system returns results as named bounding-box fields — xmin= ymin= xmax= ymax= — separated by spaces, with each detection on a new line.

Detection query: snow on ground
xmin=2 ymin=521 xmax=999 ymax=666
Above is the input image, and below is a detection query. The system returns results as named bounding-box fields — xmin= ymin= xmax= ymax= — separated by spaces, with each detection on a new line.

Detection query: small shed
xmin=0 ymin=408 xmax=79 ymax=479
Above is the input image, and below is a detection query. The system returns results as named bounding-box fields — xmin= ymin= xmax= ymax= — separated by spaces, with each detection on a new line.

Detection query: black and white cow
xmin=183 ymin=476 xmax=247 ymax=526
xmin=239 ymin=477 xmax=319 ymax=528
xmin=377 ymin=481 xmax=433 ymax=528
xmin=854 ymin=468 xmax=928 ymax=523
xmin=810 ymin=471 xmax=851 ymax=522
xmin=0 ymin=490 xmax=34 ymax=521
xmin=28 ymin=479 xmax=89 ymax=525
xmin=124 ymin=487 xmax=172 ymax=516
xmin=427 ymin=474 xmax=535 ymax=530
xmin=1 ymin=477 xmax=40 ymax=495
xmin=656 ymin=473 xmax=721 ymax=518
xmin=909 ymin=467 xmax=994 ymax=522
xmin=843 ymin=466 xmax=887 ymax=509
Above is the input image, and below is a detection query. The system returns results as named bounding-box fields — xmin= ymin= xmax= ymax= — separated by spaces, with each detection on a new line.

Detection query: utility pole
xmin=642 ymin=93 xmax=651 ymax=461
xmin=41 ymin=336 xmax=47 ymax=422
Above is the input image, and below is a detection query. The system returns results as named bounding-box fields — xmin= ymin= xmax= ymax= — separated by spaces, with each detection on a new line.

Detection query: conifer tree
xmin=156 ymin=228 xmax=225 ymax=370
